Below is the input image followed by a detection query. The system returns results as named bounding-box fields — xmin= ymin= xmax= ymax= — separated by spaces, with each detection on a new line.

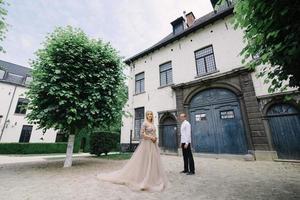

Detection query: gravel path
xmin=0 ymin=155 xmax=299 ymax=200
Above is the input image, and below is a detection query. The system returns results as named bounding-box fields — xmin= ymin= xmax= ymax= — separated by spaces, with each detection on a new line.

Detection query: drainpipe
xmin=0 ymin=85 xmax=17 ymax=141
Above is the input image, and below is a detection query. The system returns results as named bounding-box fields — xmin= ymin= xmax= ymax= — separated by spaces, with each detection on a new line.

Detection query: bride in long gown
xmin=97 ymin=111 xmax=168 ymax=192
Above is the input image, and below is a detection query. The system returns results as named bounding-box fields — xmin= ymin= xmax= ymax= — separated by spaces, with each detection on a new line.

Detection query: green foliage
xmin=74 ymin=128 xmax=91 ymax=152
xmin=26 ymin=26 xmax=127 ymax=136
xmin=233 ymin=0 xmax=300 ymax=93
xmin=90 ymin=131 xmax=120 ymax=156
xmin=0 ymin=143 xmax=76 ymax=154
xmin=0 ymin=0 xmax=8 ymax=52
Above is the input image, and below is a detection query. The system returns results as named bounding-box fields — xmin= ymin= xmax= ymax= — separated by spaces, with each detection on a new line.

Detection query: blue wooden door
xmin=189 ymin=88 xmax=247 ymax=154
xmin=213 ymin=103 xmax=247 ymax=154
xmin=160 ymin=116 xmax=177 ymax=151
xmin=162 ymin=125 xmax=177 ymax=151
xmin=190 ymin=106 xmax=215 ymax=153
xmin=267 ymin=104 xmax=300 ymax=159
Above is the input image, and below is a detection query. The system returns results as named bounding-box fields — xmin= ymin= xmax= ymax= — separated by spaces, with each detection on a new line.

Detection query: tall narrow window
xmin=160 ymin=61 xmax=173 ymax=86
xmin=195 ymin=45 xmax=217 ymax=76
xmin=15 ymin=98 xmax=29 ymax=114
xmin=134 ymin=107 xmax=144 ymax=140
xmin=135 ymin=72 xmax=145 ymax=94
xmin=19 ymin=125 xmax=33 ymax=143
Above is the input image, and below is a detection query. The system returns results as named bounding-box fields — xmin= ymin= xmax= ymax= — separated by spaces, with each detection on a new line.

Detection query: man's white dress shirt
xmin=180 ymin=120 xmax=191 ymax=145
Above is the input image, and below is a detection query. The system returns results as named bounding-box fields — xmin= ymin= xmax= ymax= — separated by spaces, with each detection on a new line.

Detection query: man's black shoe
xmin=186 ymin=172 xmax=195 ymax=175
xmin=180 ymin=170 xmax=188 ymax=173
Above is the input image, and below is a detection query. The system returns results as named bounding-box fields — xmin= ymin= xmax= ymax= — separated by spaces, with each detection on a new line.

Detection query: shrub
xmin=0 ymin=143 xmax=72 ymax=154
xmin=90 ymin=131 xmax=120 ymax=156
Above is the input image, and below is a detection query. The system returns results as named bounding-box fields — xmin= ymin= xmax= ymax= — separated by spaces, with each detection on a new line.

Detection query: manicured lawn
xmin=97 ymin=153 xmax=132 ymax=160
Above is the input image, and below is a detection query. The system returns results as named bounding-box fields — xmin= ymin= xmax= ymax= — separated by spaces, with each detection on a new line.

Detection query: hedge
xmin=90 ymin=131 xmax=120 ymax=156
xmin=0 ymin=141 xmax=85 ymax=154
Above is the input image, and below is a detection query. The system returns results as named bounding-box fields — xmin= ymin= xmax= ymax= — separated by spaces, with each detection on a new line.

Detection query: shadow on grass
xmin=96 ymin=153 xmax=133 ymax=160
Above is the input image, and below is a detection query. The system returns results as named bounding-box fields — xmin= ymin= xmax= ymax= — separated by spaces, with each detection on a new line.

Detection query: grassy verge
xmin=97 ymin=153 xmax=132 ymax=160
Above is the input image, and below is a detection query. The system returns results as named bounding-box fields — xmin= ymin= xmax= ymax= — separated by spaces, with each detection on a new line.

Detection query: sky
xmin=0 ymin=0 xmax=213 ymax=68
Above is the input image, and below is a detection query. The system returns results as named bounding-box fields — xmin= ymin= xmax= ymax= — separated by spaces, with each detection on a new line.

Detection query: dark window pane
xmin=15 ymin=98 xmax=29 ymax=114
xmin=135 ymin=72 xmax=144 ymax=81
xmin=19 ymin=125 xmax=33 ymax=143
xmin=160 ymin=71 xmax=167 ymax=86
xmin=196 ymin=58 xmax=206 ymax=74
xmin=174 ymin=24 xmax=184 ymax=34
xmin=195 ymin=46 xmax=213 ymax=58
xmin=135 ymin=81 xmax=140 ymax=94
xmin=140 ymin=79 xmax=144 ymax=92
xmin=134 ymin=107 xmax=145 ymax=139
xmin=205 ymin=54 xmax=216 ymax=73
xmin=160 ymin=62 xmax=173 ymax=86
xmin=160 ymin=62 xmax=172 ymax=72
xmin=166 ymin=69 xmax=173 ymax=84
xmin=195 ymin=46 xmax=217 ymax=75
xmin=135 ymin=72 xmax=145 ymax=94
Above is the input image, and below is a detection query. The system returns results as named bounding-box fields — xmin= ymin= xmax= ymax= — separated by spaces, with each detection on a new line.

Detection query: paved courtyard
xmin=0 ymin=155 xmax=299 ymax=200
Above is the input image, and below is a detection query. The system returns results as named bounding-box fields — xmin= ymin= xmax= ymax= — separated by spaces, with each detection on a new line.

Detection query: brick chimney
xmin=185 ymin=12 xmax=195 ymax=27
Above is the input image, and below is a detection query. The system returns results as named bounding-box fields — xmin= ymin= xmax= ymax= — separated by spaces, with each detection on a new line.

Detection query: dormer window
xmin=171 ymin=17 xmax=185 ymax=35
xmin=25 ymin=75 xmax=33 ymax=85
xmin=6 ymin=73 xmax=24 ymax=85
xmin=0 ymin=69 xmax=5 ymax=79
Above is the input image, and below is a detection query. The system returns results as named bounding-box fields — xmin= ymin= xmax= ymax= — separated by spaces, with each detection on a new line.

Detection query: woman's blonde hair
xmin=145 ymin=110 xmax=154 ymax=123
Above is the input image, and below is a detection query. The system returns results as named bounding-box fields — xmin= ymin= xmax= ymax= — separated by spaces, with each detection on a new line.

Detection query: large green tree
xmin=233 ymin=0 xmax=300 ymax=92
xmin=0 ymin=0 xmax=8 ymax=52
xmin=26 ymin=26 xmax=127 ymax=167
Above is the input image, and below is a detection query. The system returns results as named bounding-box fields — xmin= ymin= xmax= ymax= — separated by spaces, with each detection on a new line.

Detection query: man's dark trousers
xmin=181 ymin=143 xmax=195 ymax=173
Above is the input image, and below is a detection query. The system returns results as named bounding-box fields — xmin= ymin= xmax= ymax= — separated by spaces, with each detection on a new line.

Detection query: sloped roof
xmin=124 ymin=5 xmax=234 ymax=65
xmin=0 ymin=60 xmax=32 ymax=86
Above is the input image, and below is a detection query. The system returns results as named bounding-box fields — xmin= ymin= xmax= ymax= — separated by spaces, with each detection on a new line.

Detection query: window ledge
xmin=158 ymin=83 xmax=174 ymax=89
xmin=195 ymin=70 xmax=219 ymax=79
xmin=133 ymin=91 xmax=146 ymax=96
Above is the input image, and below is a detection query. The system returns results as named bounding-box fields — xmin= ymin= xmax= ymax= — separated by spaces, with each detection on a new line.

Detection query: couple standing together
xmin=98 ymin=111 xmax=195 ymax=192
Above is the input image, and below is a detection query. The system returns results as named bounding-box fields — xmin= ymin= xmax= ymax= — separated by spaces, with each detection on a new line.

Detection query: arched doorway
xmin=189 ymin=88 xmax=247 ymax=154
xmin=159 ymin=113 xmax=178 ymax=152
xmin=267 ymin=103 xmax=300 ymax=159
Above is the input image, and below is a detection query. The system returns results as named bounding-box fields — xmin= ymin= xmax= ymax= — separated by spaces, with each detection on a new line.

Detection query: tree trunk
xmin=63 ymin=134 xmax=75 ymax=168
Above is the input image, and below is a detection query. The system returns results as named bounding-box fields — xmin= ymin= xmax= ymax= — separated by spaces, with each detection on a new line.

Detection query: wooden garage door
xmin=267 ymin=103 xmax=300 ymax=159
xmin=189 ymin=88 xmax=247 ymax=154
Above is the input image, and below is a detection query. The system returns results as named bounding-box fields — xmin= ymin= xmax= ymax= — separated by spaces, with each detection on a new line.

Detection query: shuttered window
xmin=135 ymin=72 xmax=145 ymax=94
xmin=195 ymin=45 xmax=217 ymax=76
xmin=159 ymin=61 xmax=173 ymax=86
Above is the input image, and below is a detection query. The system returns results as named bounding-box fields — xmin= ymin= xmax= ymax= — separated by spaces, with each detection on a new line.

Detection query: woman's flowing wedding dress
xmin=97 ymin=122 xmax=168 ymax=192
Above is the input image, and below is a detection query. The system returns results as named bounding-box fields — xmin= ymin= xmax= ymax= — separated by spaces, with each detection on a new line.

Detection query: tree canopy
xmin=26 ymin=26 xmax=127 ymax=135
xmin=0 ymin=0 xmax=8 ymax=52
xmin=233 ymin=0 xmax=300 ymax=92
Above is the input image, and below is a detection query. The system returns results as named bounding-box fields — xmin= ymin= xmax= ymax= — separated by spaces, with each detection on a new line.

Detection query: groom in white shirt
xmin=179 ymin=113 xmax=195 ymax=175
